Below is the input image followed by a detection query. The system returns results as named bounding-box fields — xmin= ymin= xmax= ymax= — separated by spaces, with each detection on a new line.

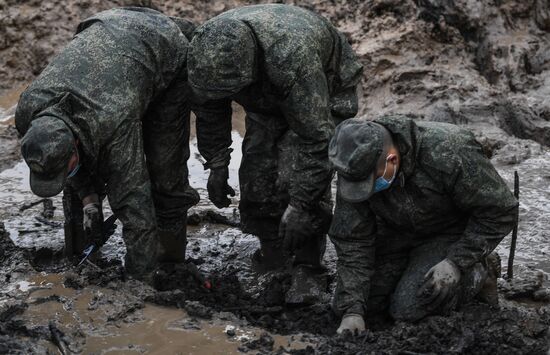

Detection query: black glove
xmin=280 ymin=205 xmax=317 ymax=251
xmin=82 ymin=203 xmax=116 ymax=246
xmin=207 ymin=167 xmax=235 ymax=208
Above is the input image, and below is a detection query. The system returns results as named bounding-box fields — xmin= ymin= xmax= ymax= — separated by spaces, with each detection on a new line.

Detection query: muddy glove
xmin=417 ymin=258 xmax=461 ymax=311
xmin=280 ymin=205 xmax=317 ymax=251
xmin=82 ymin=203 xmax=116 ymax=246
xmin=336 ymin=313 xmax=365 ymax=334
xmin=207 ymin=167 xmax=235 ymax=208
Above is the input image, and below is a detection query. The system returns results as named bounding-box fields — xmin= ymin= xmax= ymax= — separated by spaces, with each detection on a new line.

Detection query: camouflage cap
xmin=21 ymin=116 xmax=75 ymax=197
xmin=187 ymin=17 xmax=256 ymax=100
xmin=329 ymin=119 xmax=387 ymax=203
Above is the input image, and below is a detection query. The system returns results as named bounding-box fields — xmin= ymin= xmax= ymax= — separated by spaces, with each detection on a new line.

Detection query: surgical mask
xmin=373 ymin=155 xmax=396 ymax=193
xmin=67 ymin=163 xmax=80 ymax=178
xmin=67 ymin=146 xmax=80 ymax=179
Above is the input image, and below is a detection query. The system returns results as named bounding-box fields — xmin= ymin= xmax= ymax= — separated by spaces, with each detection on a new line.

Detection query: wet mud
xmin=1 ymin=0 xmax=550 ymax=353
xmin=1 ymin=208 xmax=549 ymax=354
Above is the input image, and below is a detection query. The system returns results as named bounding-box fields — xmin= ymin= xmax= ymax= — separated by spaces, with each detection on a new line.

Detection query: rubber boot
xmin=251 ymin=237 xmax=288 ymax=272
xmin=285 ymin=235 xmax=328 ymax=305
xmin=477 ymin=252 xmax=501 ymax=307
xmin=157 ymin=222 xmax=187 ymax=263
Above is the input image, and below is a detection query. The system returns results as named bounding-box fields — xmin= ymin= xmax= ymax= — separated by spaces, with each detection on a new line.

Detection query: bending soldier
xmin=16 ymin=8 xmax=198 ymax=280
xmin=187 ymin=4 xmax=363 ymax=304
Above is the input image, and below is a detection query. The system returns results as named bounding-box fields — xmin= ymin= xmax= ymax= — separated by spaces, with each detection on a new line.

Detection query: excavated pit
xmin=1 ymin=0 xmax=550 ymax=353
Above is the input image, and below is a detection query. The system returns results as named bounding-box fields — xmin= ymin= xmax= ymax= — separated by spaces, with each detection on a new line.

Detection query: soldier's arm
xmin=445 ymin=142 xmax=519 ymax=271
xmin=329 ymin=193 xmax=377 ymax=317
xmin=279 ymin=66 xmax=335 ymax=210
xmin=192 ymin=99 xmax=233 ymax=169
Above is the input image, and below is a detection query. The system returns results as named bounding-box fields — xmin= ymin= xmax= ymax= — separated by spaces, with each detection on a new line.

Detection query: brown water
xmin=17 ymin=273 xmax=310 ymax=354
xmin=0 ymin=84 xmax=25 ymax=110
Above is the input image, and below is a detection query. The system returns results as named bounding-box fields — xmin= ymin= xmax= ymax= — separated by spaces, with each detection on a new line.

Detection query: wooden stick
xmin=507 ymin=171 xmax=519 ymax=279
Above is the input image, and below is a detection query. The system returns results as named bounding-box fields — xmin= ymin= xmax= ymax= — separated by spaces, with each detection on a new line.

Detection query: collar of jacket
xmin=374 ymin=115 xmax=422 ymax=180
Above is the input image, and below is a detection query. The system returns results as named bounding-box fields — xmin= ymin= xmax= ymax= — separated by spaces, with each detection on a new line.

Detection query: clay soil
xmin=1 ymin=0 xmax=550 ymax=354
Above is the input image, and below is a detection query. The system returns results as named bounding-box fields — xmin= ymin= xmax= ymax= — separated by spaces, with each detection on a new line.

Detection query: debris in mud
xmin=187 ymin=208 xmax=240 ymax=227
xmin=48 ymin=321 xmax=71 ymax=355
xmin=500 ymin=268 xmax=547 ymax=301
xmin=184 ymin=300 xmax=214 ymax=319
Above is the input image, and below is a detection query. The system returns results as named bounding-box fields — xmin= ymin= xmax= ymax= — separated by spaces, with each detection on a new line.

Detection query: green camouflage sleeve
xmin=329 ymin=193 xmax=377 ymax=316
xmin=193 ymin=99 xmax=233 ymax=169
xmin=280 ymin=66 xmax=335 ymax=210
xmin=445 ymin=141 xmax=519 ymax=271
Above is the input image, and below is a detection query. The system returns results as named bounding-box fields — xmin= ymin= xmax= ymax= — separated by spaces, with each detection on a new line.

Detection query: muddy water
xmin=0 ymin=84 xmax=25 ymax=124
xmin=14 ymin=273 xmax=310 ymax=354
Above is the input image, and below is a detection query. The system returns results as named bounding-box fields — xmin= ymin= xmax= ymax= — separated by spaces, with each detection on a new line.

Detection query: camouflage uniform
xmin=15 ymin=7 xmax=198 ymax=277
xmin=189 ymin=5 xmax=363 ymax=264
xmin=329 ymin=116 xmax=518 ymax=320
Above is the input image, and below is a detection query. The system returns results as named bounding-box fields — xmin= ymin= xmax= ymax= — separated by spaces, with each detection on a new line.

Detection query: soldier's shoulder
xmin=416 ymin=121 xmax=482 ymax=175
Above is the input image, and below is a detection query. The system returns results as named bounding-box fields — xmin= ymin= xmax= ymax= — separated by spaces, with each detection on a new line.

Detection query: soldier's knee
xmin=389 ymin=286 xmax=429 ymax=322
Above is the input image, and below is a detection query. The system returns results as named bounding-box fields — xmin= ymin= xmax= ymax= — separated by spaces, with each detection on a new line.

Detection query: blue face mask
xmin=373 ymin=156 xmax=397 ymax=193
xmin=67 ymin=163 xmax=80 ymax=178
xmin=67 ymin=146 xmax=80 ymax=179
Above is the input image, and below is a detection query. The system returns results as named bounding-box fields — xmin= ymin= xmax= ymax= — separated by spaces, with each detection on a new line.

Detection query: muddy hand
xmin=280 ymin=205 xmax=316 ymax=251
xmin=207 ymin=166 xmax=235 ymax=208
xmin=417 ymin=258 xmax=461 ymax=311
xmin=336 ymin=313 xmax=365 ymax=334
xmin=83 ymin=203 xmax=104 ymax=245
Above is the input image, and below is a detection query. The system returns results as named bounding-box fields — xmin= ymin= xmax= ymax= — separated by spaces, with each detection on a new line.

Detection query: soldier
xmin=328 ymin=116 xmax=518 ymax=333
xmin=15 ymin=7 xmax=198 ymax=281
xmin=186 ymin=4 xmax=363 ymax=304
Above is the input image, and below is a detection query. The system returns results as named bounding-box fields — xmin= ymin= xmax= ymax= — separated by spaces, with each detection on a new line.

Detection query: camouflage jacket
xmin=15 ymin=8 xmax=191 ymax=274
xmin=329 ymin=116 xmax=519 ymax=316
xmin=193 ymin=4 xmax=363 ymax=209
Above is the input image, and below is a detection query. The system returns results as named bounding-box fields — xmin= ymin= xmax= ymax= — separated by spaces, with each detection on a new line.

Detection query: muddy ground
xmin=1 ymin=0 xmax=550 ymax=354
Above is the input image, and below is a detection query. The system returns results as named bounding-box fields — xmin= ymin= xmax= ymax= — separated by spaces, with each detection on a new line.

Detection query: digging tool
xmin=77 ymin=214 xmax=117 ymax=267
xmin=507 ymin=171 xmax=519 ymax=279
xmin=19 ymin=198 xmax=47 ymax=212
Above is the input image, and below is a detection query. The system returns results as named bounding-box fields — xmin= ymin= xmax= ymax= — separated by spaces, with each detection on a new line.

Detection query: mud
xmin=1 ymin=0 xmax=550 ymax=354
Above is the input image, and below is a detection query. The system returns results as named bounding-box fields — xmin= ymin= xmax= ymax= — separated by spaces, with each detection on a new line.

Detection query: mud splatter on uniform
xmin=15 ymin=7 xmax=198 ymax=276
xmin=188 ymin=5 xmax=363 ymax=259
xmin=329 ymin=116 xmax=518 ymax=319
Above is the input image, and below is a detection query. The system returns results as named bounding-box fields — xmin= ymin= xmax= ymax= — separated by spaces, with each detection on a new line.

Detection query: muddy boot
xmin=477 ymin=252 xmax=501 ymax=307
xmin=285 ymin=236 xmax=328 ymax=305
xmin=285 ymin=264 xmax=328 ymax=305
xmin=251 ymin=237 xmax=289 ymax=271
xmin=157 ymin=223 xmax=187 ymax=263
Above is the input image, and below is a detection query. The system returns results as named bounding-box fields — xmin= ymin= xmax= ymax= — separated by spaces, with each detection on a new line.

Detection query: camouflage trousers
xmin=335 ymin=230 xmax=489 ymax=321
xmin=63 ymin=69 xmax=198 ymax=274
xmin=143 ymin=69 xmax=199 ymax=231
xmin=238 ymin=111 xmax=331 ymax=265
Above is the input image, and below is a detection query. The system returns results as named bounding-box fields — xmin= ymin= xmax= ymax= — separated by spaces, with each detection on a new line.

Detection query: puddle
xmin=0 ymin=84 xmax=26 ymax=124
xmin=16 ymin=273 xmax=311 ymax=354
